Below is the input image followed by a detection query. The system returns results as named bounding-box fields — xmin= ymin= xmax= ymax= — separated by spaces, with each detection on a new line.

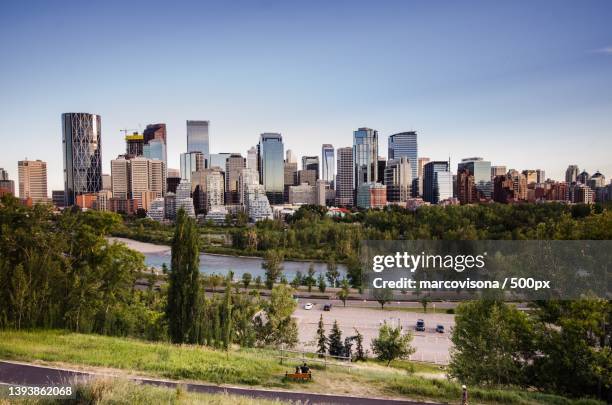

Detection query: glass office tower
xmin=258 ymin=133 xmax=284 ymax=204
xmin=423 ymin=161 xmax=452 ymax=204
xmin=321 ymin=144 xmax=335 ymax=186
xmin=187 ymin=120 xmax=210 ymax=161
xmin=388 ymin=131 xmax=418 ymax=182
xmin=457 ymin=157 xmax=492 ymax=198
xmin=62 ymin=112 xmax=102 ymax=206
xmin=353 ymin=127 xmax=378 ymax=188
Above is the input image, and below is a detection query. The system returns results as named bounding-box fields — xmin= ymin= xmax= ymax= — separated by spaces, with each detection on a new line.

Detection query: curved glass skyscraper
xmin=321 ymin=144 xmax=335 ymax=186
xmin=62 ymin=113 xmax=102 ymax=206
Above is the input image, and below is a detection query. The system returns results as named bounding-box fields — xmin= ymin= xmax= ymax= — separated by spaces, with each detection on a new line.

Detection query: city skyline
xmin=1 ymin=1 xmax=611 ymax=190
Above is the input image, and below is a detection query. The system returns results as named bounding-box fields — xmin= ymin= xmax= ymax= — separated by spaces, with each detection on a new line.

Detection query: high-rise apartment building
xmin=335 ymin=147 xmax=354 ymax=207
xmin=321 ymin=144 xmax=335 ymax=186
xmin=258 ymin=133 xmax=284 ymax=204
xmin=62 ymin=112 xmax=102 ymax=206
xmin=187 ymin=120 xmax=210 ymax=162
xmin=247 ymin=146 xmax=259 ymax=178
xmin=423 ymin=161 xmax=452 ymax=204
xmin=225 ymin=154 xmax=245 ymax=204
xmin=353 ymin=127 xmax=378 ymax=188
xmin=206 ymin=170 xmax=225 ymax=210
xmin=457 ymin=157 xmax=492 ymax=199
xmin=18 ymin=159 xmax=48 ymax=203
xmin=111 ymin=156 xmax=130 ymax=200
xmin=388 ymin=131 xmax=417 ymax=182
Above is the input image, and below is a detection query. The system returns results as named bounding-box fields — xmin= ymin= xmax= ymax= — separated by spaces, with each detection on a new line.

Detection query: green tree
xmin=166 ymin=209 xmax=201 ymax=344
xmin=290 ymin=271 xmax=303 ymax=289
xmin=325 ymin=259 xmax=339 ymax=288
xmin=254 ymin=284 xmax=298 ymax=347
xmin=254 ymin=276 xmax=262 ymax=289
xmin=304 ymin=265 xmax=316 ymax=293
xmin=373 ymin=288 xmax=393 ymax=310
xmin=354 ymin=328 xmax=366 ymax=361
xmin=241 ymin=272 xmax=252 ymax=290
xmin=328 ymin=320 xmax=344 ymax=357
xmin=371 ymin=322 xmax=415 ymax=366
xmin=316 ymin=314 xmax=327 ymax=357
xmin=420 ymin=296 xmax=430 ymax=313
xmin=337 ymin=278 xmax=350 ymax=307
xmin=317 ymin=273 xmax=326 ymax=293
xmin=262 ymin=250 xmax=284 ymax=289
xmin=448 ymin=300 xmax=534 ymax=386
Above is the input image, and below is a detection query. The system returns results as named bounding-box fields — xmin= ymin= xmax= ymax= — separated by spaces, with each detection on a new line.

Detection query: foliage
xmin=373 ymin=288 xmax=393 ymax=309
xmin=316 ymin=315 xmax=327 ymax=357
xmin=254 ymin=285 xmax=298 ymax=348
xmin=337 ymin=278 xmax=350 ymax=306
xmin=371 ymin=322 xmax=415 ymax=366
xmin=166 ymin=209 xmax=201 ymax=344
xmin=328 ymin=320 xmax=344 ymax=357
xmin=317 ymin=273 xmax=326 ymax=293
xmin=262 ymin=250 xmax=284 ymax=289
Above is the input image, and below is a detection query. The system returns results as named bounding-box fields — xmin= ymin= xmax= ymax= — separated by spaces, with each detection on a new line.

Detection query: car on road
xmin=436 ymin=324 xmax=445 ymax=333
xmin=416 ymin=319 xmax=425 ymax=331
xmin=323 ymin=303 xmax=332 ymax=311
xmin=304 ymin=303 xmax=314 ymax=310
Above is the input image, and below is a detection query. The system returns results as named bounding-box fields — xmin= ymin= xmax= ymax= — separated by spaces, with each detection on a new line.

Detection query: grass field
xmin=0 ymin=378 xmax=289 ymax=405
xmin=0 ymin=330 xmax=603 ymax=405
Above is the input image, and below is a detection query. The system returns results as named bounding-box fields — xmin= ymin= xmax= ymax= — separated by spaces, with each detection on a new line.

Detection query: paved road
xmin=0 ymin=361 xmax=434 ymax=405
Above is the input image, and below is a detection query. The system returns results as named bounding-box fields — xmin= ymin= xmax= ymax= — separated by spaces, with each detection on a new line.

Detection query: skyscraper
xmin=417 ymin=157 xmax=430 ymax=197
xmin=457 ymin=157 xmax=492 ymax=199
xmin=286 ymin=149 xmax=297 ymax=165
xmin=180 ymin=152 xmax=205 ymax=182
xmin=62 ymin=112 xmax=102 ymax=206
xmin=225 ymin=154 xmax=245 ymax=204
xmin=565 ymin=165 xmax=579 ymax=183
xmin=18 ymin=159 xmax=48 ymax=203
xmin=258 ymin=133 xmax=284 ymax=204
xmin=491 ymin=165 xmax=507 ymax=180
xmin=321 ymin=144 xmax=335 ymax=186
xmin=384 ymin=157 xmax=412 ymax=202
xmin=302 ymin=156 xmax=320 ymax=179
xmin=0 ymin=168 xmax=15 ymax=196
xmin=353 ymin=127 xmax=378 ymax=188
xmin=423 ymin=161 xmax=452 ymax=204
xmin=143 ymin=123 xmax=167 ymax=166
xmin=335 ymin=147 xmax=354 ymax=207
xmin=388 ymin=131 xmax=417 ymax=182
xmin=209 ymin=153 xmax=232 ymax=169
xmin=125 ymin=132 xmax=144 ymax=157
xmin=187 ymin=120 xmax=210 ymax=162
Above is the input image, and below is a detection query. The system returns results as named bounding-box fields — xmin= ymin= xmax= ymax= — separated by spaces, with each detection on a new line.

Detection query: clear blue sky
xmin=1 ymin=0 xmax=611 ymax=191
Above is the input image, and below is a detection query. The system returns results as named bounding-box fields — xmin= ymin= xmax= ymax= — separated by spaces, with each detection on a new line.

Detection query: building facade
xmin=258 ymin=133 xmax=284 ymax=204
xmin=457 ymin=157 xmax=492 ymax=199
xmin=353 ymin=127 xmax=378 ymax=188
xmin=335 ymin=147 xmax=354 ymax=207
xmin=186 ymin=120 xmax=210 ymax=162
xmin=388 ymin=131 xmax=417 ymax=182
xmin=423 ymin=161 xmax=452 ymax=204
xmin=62 ymin=112 xmax=102 ymax=206
xmin=18 ymin=159 xmax=48 ymax=203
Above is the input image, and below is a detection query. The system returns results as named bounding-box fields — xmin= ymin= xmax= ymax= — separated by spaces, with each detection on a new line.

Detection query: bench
xmin=284 ymin=372 xmax=312 ymax=381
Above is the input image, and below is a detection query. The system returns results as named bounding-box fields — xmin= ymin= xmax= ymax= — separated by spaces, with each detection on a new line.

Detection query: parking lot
xmin=293 ymin=302 xmax=454 ymax=364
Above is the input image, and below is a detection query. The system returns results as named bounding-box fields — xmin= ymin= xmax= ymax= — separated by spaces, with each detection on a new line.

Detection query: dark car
xmin=323 ymin=303 xmax=332 ymax=311
xmin=416 ymin=319 xmax=425 ymax=331
xmin=436 ymin=324 xmax=445 ymax=333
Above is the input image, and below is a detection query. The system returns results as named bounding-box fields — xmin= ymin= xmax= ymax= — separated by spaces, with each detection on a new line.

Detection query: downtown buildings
xmin=18 ymin=159 xmax=48 ymax=204
xmin=22 ymin=111 xmax=608 ymax=219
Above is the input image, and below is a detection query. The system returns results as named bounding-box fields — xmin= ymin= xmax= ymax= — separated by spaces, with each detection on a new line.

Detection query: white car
xmin=304 ymin=303 xmax=314 ymax=310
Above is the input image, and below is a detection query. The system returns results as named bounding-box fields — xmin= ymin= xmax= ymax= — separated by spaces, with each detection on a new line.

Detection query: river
xmin=109 ymin=237 xmax=347 ymax=280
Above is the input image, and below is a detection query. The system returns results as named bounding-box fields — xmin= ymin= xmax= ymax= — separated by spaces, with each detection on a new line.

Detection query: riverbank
xmin=107 ymin=237 xmax=171 ymax=254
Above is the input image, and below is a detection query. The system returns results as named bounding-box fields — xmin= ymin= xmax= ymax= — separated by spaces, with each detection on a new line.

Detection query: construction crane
xmin=120 ymin=128 xmax=140 ymax=137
